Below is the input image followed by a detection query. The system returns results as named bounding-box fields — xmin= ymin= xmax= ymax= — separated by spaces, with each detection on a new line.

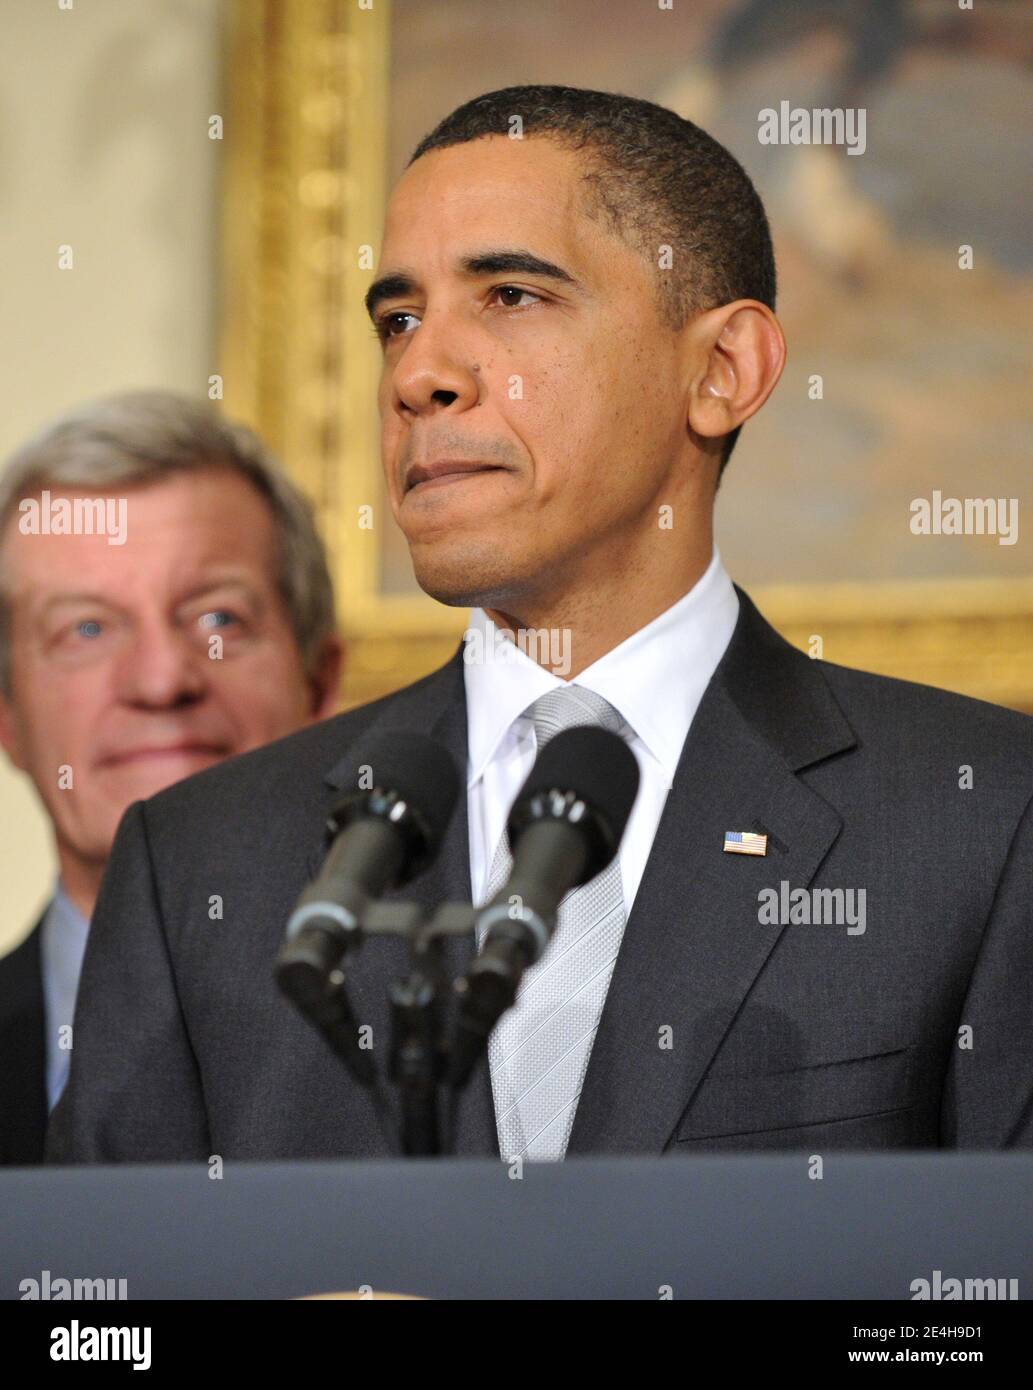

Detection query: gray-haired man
xmin=0 ymin=391 xmax=342 ymax=1163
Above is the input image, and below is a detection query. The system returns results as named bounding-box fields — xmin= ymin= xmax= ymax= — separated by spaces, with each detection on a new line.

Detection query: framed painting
xmin=219 ymin=0 xmax=1033 ymax=713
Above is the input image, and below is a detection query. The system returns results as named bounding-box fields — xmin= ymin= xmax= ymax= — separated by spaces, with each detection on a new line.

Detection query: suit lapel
xmin=567 ymin=589 xmax=857 ymax=1154
xmin=316 ymin=647 xmax=498 ymax=1157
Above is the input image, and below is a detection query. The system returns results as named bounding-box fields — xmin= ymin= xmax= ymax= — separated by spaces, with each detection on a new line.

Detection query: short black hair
xmin=409 ymin=84 xmax=776 ymax=474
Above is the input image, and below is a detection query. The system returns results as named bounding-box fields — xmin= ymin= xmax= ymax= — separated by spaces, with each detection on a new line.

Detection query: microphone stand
xmin=281 ymin=895 xmax=485 ymax=1157
xmin=285 ymin=884 xmax=585 ymax=1154
xmin=362 ymin=901 xmax=479 ymax=1157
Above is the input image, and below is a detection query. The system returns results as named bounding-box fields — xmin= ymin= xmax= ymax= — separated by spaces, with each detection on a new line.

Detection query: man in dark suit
xmin=48 ymin=87 xmax=1033 ymax=1164
xmin=0 ymin=391 xmax=342 ymax=1164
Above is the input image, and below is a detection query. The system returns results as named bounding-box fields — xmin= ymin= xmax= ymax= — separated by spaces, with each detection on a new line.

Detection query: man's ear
xmin=685 ymin=299 xmax=786 ymax=445
xmin=0 ymin=688 xmax=28 ymax=772
xmin=307 ymin=635 xmax=344 ymax=721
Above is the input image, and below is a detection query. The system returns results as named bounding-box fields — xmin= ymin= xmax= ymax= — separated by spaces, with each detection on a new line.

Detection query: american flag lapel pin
xmin=724 ymin=830 xmax=768 ymax=857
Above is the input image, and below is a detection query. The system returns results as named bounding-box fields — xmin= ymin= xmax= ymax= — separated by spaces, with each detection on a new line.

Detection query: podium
xmin=4 ymin=1154 xmax=1032 ymax=1299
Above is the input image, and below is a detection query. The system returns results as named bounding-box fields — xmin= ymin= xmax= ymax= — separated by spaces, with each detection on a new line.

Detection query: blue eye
xmin=199 ymin=610 xmax=236 ymax=630
xmin=77 ymin=620 xmax=102 ymax=639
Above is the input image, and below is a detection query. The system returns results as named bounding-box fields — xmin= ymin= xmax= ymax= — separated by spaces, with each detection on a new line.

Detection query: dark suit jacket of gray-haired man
xmin=47 ymin=589 xmax=1033 ymax=1161
xmin=0 ymin=921 xmax=47 ymax=1164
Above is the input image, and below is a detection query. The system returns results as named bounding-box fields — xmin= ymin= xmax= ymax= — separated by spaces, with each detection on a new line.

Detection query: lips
xmin=404 ymin=460 xmax=507 ymax=494
xmin=97 ymin=743 xmax=229 ymax=769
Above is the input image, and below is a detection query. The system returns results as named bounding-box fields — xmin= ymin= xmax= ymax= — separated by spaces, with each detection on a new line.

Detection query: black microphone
xmin=275 ymin=731 xmax=460 ymax=1011
xmin=449 ymin=725 xmax=639 ymax=1087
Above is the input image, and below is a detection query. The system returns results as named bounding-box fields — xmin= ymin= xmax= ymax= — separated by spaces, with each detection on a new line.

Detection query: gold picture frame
xmin=219 ymin=0 xmax=1033 ymax=714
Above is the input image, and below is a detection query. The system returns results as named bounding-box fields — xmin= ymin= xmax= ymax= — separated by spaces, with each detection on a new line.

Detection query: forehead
xmin=382 ymin=135 xmax=615 ymax=270
xmin=0 ymin=468 xmax=280 ymax=603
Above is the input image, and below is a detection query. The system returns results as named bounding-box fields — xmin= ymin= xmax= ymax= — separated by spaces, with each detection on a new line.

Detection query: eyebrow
xmin=175 ymin=577 xmax=263 ymax=607
xmin=364 ymin=248 xmax=581 ymax=322
xmin=37 ymin=592 xmax=120 ymax=619
xmin=34 ymin=578 xmax=262 ymax=620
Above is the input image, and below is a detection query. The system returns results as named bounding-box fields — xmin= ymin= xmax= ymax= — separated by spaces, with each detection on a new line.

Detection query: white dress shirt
xmin=463 ymin=549 xmax=740 ymax=911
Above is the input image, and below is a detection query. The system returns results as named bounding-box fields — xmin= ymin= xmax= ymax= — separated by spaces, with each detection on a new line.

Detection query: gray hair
xmin=0 ymin=390 xmax=337 ymax=694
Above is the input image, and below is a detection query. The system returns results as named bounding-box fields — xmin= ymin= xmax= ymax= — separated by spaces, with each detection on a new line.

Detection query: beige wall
xmin=0 ymin=0 xmax=222 ymax=952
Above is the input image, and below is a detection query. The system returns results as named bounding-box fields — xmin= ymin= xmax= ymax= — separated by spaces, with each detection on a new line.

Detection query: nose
xmin=389 ymin=310 xmax=482 ymax=420
xmin=115 ymin=619 xmax=207 ymax=710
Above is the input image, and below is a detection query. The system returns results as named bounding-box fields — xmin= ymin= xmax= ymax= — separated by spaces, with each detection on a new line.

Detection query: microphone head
xmin=508 ymin=726 xmax=640 ymax=880
xmin=329 ymin=730 xmax=460 ymax=878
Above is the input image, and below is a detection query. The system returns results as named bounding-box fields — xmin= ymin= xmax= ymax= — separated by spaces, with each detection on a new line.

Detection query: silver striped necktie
xmin=480 ymin=685 xmax=631 ymax=1162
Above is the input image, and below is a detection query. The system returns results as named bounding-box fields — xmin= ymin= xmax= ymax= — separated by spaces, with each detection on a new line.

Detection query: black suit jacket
xmin=47 ymin=589 xmax=1033 ymax=1162
xmin=0 ymin=919 xmax=48 ymax=1165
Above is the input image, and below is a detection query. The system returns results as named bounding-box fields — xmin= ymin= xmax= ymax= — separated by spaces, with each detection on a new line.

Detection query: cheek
xmin=379 ymin=374 xmax=403 ymax=440
xmin=15 ymin=672 xmax=104 ymax=769
xmin=379 ymin=419 xmax=405 ymax=501
xmin=534 ymin=336 xmax=629 ymax=428
xmin=533 ymin=334 xmax=672 ymax=492
xmin=500 ymin=352 xmax=589 ymax=483
xmin=208 ymin=651 xmax=311 ymax=735
xmin=13 ymin=689 xmax=111 ymax=842
xmin=520 ymin=370 xmax=620 ymax=504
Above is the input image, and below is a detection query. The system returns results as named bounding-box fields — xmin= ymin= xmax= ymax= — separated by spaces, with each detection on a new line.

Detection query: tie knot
xmin=529 ymin=684 xmax=626 ymax=750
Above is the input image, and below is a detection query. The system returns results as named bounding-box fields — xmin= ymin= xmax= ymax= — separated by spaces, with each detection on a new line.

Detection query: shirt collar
xmin=48 ymin=881 xmax=90 ymax=938
xmin=463 ymin=605 xmax=564 ymax=790
xmin=463 ymin=549 xmax=739 ymax=788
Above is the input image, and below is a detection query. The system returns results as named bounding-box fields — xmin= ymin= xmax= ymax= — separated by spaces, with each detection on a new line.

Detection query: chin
xmin=410 ymin=541 xmax=525 ymax=610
